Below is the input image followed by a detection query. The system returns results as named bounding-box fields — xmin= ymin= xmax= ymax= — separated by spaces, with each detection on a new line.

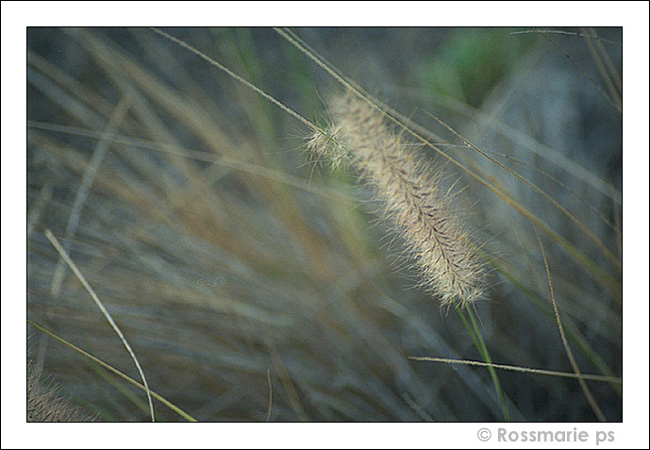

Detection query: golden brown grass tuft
xmin=27 ymin=361 xmax=94 ymax=422
xmin=309 ymin=91 xmax=485 ymax=307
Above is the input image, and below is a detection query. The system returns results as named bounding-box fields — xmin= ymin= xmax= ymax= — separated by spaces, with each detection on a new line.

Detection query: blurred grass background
xmin=27 ymin=27 xmax=621 ymax=421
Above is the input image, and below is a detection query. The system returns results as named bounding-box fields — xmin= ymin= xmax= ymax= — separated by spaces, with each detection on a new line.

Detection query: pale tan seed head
xmin=27 ymin=361 xmax=94 ymax=422
xmin=308 ymin=91 xmax=485 ymax=307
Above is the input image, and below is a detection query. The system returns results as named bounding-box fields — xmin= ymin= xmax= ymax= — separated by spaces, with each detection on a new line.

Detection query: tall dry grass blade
xmin=266 ymin=368 xmax=273 ymax=422
xmin=150 ymin=28 xmax=316 ymax=132
xmin=581 ymin=28 xmax=622 ymax=110
xmin=50 ymin=97 xmax=131 ymax=296
xmin=44 ymin=229 xmax=156 ymax=422
xmin=28 ymin=321 xmax=197 ymax=422
xmin=27 ymin=120 xmax=356 ymax=204
xmin=429 ymin=92 xmax=621 ymax=204
xmin=535 ymin=228 xmax=607 ymax=422
xmin=538 ymin=33 xmax=621 ymax=113
xmin=408 ymin=357 xmax=621 ymax=383
xmin=425 ymin=110 xmax=621 ymax=269
xmin=510 ymin=29 xmax=621 ymax=47
xmin=27 ymin=181 xmax=53 ymax=239
xmin=587 ymin=28 xmax=622 ymax=89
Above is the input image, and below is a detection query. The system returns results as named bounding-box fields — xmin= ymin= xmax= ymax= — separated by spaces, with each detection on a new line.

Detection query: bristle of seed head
xmin=27 ymin=361 xmax=94 ymax=422
xmin=308 ymin=91 xmax=484 ymax=307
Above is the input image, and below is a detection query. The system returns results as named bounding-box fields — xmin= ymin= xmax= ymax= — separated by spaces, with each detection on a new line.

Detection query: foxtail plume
xmin=308 ymin=91 xmax=484 ymax=307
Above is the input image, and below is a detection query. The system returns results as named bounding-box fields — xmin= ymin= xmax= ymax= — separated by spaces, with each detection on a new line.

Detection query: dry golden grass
xmin=26 ymin=27 xmax=622 ymax=422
